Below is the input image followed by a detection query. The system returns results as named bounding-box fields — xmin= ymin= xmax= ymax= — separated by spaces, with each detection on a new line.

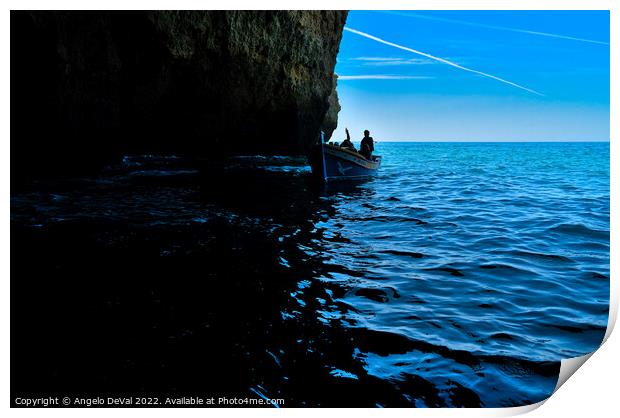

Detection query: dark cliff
xmin=11 ymin=11 xmax=347 ymax=180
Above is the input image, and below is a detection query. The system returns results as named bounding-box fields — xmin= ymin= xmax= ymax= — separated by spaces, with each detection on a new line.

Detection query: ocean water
xmin=11 ymin=142 xmax=609 ymax=407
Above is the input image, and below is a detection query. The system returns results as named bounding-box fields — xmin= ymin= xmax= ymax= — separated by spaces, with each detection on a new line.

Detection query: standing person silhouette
xmin=360 ymin=129 xmax=374 ymax=160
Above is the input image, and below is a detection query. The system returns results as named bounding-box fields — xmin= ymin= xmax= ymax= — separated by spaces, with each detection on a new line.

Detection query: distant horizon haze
xmin=333 ymin=139 xmax=611 ymax=143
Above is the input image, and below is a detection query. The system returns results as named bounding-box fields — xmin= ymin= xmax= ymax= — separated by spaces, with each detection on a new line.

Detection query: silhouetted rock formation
xmin=11 ymin=11 xmax=347 ymax=180
xmin=321 ymin=74 xmax=341 ymax=141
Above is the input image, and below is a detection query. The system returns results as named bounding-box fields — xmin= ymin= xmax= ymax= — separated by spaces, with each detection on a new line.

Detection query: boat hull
xmin=309 ymin=144 xmax=381 ymax=181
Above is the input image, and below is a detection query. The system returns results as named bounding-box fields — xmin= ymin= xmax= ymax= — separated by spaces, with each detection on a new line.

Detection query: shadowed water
xmin=11 ymin=142 xmax=609 ymax=407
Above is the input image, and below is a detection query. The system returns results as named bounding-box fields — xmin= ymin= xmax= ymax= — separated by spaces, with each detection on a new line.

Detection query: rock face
xmin=11 ymin=11 xmax=347 ymax=179
xmin=321 ymin=75 xmax=341 ymax=141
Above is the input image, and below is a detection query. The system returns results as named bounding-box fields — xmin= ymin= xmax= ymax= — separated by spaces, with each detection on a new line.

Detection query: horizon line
xmin=335 ymin=139 xmax=610 ymax=143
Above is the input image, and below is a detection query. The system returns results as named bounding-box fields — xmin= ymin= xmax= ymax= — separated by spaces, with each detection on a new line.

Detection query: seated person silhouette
xmin=339 ymin=128 xmax=356 ymax=152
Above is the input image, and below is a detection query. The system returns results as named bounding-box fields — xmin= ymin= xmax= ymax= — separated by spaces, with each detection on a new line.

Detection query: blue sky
xmin=334 ymin=11 xmax=609 ymax=141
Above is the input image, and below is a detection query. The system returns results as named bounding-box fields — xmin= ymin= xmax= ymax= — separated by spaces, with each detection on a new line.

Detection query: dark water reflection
xmin=12 ymin=147 xmax=606 ymax=406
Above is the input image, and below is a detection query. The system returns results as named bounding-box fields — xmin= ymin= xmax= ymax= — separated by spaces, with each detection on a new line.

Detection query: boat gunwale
xmin=322 ymin=144 xmax=382 ymax=169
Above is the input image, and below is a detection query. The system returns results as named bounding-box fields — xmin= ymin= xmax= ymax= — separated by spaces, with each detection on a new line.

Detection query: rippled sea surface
xmin=11 ymin=142 xmax=609 ymax=407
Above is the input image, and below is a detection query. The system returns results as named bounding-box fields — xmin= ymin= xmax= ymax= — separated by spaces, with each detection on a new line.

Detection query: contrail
xmin=382 ymin=11 xmax=610 ymax=46
xmin=344 ymin=27 xmax=544 ymax=96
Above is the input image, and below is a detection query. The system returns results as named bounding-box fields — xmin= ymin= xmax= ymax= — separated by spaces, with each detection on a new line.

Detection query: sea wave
xmin=11 ymin=142 xmax=609 ymax=406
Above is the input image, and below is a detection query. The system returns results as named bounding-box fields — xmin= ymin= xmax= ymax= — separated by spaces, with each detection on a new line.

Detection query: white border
xmin=3 ymin=0 xmax=618 ymax=11
xmin=3 ymin=1 xmax=616 ymax=416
